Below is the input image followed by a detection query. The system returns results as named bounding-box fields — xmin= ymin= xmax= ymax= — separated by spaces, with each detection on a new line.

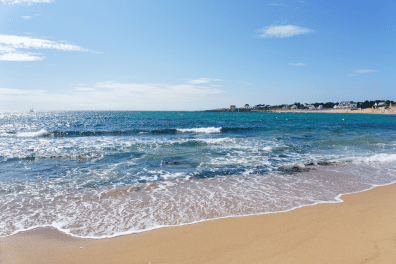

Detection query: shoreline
xmin=0 ymin=176 xmax=389 ymax=241
xmin=1 ymin=163 xmax=392 ymax=240
xmin=2 ymin=181 xmax=396 ymax=263
xmin=205 ymin=108 xmax=396 ymax=115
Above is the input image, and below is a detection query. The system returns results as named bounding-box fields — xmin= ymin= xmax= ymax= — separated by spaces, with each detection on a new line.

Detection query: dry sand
xmin=2 ymin=183 xmax=396 ymax=264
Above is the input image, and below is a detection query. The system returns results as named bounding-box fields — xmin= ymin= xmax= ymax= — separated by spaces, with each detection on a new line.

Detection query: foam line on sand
xmin=2 ymin=183 xmax=396 ymax=263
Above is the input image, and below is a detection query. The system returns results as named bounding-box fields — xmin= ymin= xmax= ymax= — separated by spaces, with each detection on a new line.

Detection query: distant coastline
xmin=273 ymin=108 xmax=396 ymax=115
xmin=205 ymin=100 xmax=396 ymax=115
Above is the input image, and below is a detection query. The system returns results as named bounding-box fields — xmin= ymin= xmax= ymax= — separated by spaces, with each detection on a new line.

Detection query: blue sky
xmin=0 ymin=0 xmax=394 ymax=110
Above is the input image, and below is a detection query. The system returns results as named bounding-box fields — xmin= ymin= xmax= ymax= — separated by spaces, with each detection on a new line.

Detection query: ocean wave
xmin=48 ymin=130 xmax=141 ymax=137
xmin=2 ymin=163 xmax=396 ymax=239
xmin=220 ymin=127 xmax=254 ymax=133
xmin=0 ymin=129 xmax=49 ymax=138
xmin=352 ymin=153 xmax=396 ymax=164
xmin=176 ymin=127 xmax=253 ymax=133
xmin=0 ymin=127 xmax=257 ymax=138
xmin=301 ymin=153 xmax=396 ymax=168
xmin=176 ymin=127 xmax=222 ymax=133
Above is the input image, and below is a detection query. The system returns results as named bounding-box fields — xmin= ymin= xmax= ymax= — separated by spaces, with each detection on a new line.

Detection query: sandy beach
xmin=1 ymin=182 xmax=396 ymax=263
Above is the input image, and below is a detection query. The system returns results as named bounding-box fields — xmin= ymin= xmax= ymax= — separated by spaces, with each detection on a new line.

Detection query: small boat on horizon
xmin=30 ymin=105 xmax=34 ymax=113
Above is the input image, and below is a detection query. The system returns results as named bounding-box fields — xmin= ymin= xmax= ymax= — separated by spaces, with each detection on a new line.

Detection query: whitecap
xmin=352 ymin=153 xmax=396 ymax=164
xmin=2 ymin=129 xmax=49 ymax=138
xmin=176 ymin=127 xmax=222 ymax=134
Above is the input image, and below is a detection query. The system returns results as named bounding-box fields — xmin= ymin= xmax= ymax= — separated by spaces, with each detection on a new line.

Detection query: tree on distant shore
xmin=293 ymin=102 xmax=305 ymax=109
xmin=358 ymin=100 xmax=375 ymax=109
xmin=254 ymin=104 xmax=271 ymax=110
xmin=322 ymin=102 xmax=336 ymax=108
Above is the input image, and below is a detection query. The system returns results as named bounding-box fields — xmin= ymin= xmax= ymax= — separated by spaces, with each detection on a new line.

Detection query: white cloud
xmin=0 ymin=79 xmax=226 ymax=110
xmin=0 ymin=87 xmax=45 ymax=95
xmin=355 ymin=69 xmax=377 ymax=73
xmin=76 ymin=87 xmax=96 ymax=91
xmin=0 ymin=51 xmax=43 ymax=61
xmin=94 ymin=81 xmax=224 ymax=97
xmin=238 ymin=81 xmax=253 ymax=85
xmin=0 ymin=34 xmax=88 ymax=51
xmin=186 ymin=78 xmax=221 ymax=84
xmin=1 ymin=0 xmax=52 ymax=4
xmin=257 ymin=25 xmax=314 ymax=38
xmin=22 ymin=14 xmax=40 ymax=20
xmin=0 ymin=34 xmax=91 ymax=61
xmin=289 ymin=63 xmax=307 ymax=66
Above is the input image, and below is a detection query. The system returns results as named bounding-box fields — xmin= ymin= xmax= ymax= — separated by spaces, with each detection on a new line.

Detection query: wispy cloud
xmin=94 ymin=81 xmax=224 ymax=97
xmin=76 ymin=87 xmax=96 ymax=91
xmin=186 ymin=78 xmax=222 ymax=84
xmin=289 ymin=63 xmax=307 ymax=66
xmin=0 ymin=87 xmax=45 ymax=94
xmin=1 ymin=0 xmax=52 ymax=4
xmin=355 ymin=69 xmax=377 ymax=73
xmin=0 ymin=79 xmax=226 ymax=110
xmin=256 ymin=25 xmax=314 ymax=38
xmin=0 ymin=34 xmax=88 ymax=51
xmin=348 ymin=69 xmax=377 ymax=76
xmin=0 ymin=52 xmax=43 ymax=61
xmin=238 ymin=81 xmax=253 ymax=85
xmin=22 ymin=14 xmax=40 ymax=20
xmin=0 ymin=34 xmax=93 ymax=61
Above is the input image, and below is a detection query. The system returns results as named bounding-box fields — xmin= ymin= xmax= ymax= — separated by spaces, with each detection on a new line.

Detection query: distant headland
xmin=205 ymin=100 xmax=396 ymax=114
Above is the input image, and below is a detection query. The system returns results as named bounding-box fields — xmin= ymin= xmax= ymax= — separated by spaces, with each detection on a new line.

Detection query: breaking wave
xmin=0 ymin=127 xmax=255 ymax=138
xmin=176 ymin=127 xmax=222 ymax=133
xmin=0 ymin=129 xmax=49 ymax=138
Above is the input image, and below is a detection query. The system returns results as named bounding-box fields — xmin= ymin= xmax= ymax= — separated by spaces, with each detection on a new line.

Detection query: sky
xmin=0 ymin=0 xmax=395 ymax=111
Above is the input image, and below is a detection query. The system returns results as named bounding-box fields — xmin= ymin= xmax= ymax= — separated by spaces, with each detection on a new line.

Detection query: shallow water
xmin=1 ymin=111 xmax=396 ymax=238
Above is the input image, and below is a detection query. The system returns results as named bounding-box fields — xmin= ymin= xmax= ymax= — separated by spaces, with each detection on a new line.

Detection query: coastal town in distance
xmin=206 ymin=100 xmax=396 ymax=114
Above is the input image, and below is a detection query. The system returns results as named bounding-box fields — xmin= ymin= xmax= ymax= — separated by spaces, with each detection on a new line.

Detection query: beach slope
xmin=1 ymin=183 xmax=396 ymax=264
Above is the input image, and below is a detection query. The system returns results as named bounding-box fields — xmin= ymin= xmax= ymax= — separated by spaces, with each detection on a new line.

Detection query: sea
xmin=1 ymin=111 xmax=396 ymax=238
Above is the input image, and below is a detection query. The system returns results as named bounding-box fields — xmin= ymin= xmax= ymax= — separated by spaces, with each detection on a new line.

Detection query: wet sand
xmin=1 ymin=183 xmax=396 ymax=264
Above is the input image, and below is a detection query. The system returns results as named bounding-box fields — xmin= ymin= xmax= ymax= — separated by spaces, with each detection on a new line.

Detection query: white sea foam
xmin=17 ymin=129 xmax=49 ymax=137
xmin=176 ymin=127 xmax=222 ymax=133
xmin=262 ymin=146 xmax=273 ymax=151
xmin=196 ymin=137 xmax=236 ymax=144
xmin=352 ymin=153 xmax=396 ymax=164
xmin=0 ymin=129 xmax=48 ymax=138
xmin=1 ymin=163 xmax=396 ymax=239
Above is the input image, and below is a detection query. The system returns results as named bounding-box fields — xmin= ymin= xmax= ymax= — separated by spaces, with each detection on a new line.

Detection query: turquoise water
xmin=1 ymin=111 xmax=396 ymax=238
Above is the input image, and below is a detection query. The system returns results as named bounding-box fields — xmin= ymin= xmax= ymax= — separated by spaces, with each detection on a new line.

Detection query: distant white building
xmin=230 ymin=105 xmax=236 ymax=110
xmin=291 ymin=105 xmax=298 ymax=109
xmin=378 ymin=102 xmax=386 ymax=107
xmin=308 ymin=105 xmax=316 ymax=110
xmin=334 ymin=101 xmax=357 ymax=109
xmin=317 ymin=105 xmax=323 ymax=109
